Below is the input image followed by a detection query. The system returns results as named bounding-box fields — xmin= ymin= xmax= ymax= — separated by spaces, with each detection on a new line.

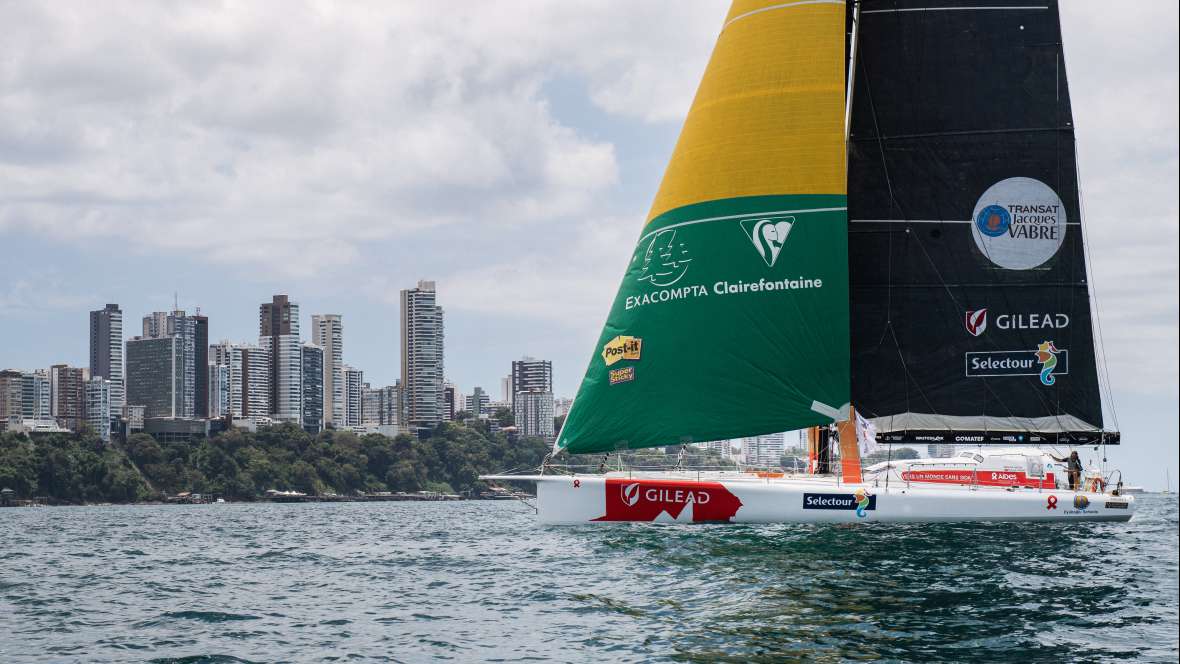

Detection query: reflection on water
xmin=1 ymin=496 xmax=1176 ymax=662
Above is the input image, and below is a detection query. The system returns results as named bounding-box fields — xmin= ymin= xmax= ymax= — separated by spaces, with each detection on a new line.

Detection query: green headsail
xmin=557 ymin=0 xmax=850 ymax=455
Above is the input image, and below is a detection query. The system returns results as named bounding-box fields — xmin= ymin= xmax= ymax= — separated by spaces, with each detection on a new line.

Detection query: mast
xmin=844 ymin=0 xmax=860 ymax=145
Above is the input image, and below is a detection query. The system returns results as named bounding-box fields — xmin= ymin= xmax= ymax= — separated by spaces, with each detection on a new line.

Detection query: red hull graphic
xmin=594 ymin=478 xmax=743 ymax=522
xmin=901 ymin=469 xmax=1055 ymax=489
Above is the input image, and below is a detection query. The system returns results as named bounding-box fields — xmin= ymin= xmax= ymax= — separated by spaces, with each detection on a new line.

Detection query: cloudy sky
xmin=1 ymin=2 xmax=1176 ymax=485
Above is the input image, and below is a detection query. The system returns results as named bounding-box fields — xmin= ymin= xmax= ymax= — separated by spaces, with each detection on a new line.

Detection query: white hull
xmin=483 ymin=472 xmax=1135 ymax=524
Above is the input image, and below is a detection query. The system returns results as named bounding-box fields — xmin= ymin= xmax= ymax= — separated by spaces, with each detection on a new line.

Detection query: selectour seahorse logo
xmin=739 ymin=216 xmax=795 ymax=267
xmin=854 ymin=488 xmax=872 ymax=519
xmin=1035 ymin=340 xmax=1061 ymax=386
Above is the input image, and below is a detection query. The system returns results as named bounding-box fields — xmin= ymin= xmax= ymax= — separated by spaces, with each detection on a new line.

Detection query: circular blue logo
xmin=975 ymin=204 xmax=1011 ymax=237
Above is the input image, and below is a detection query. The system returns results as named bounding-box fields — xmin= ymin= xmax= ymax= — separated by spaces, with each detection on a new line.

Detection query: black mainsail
xmin=847 ymin=0 xmax=1115 ymax=445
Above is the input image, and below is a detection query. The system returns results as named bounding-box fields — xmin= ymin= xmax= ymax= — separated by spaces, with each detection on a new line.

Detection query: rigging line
xmin=1059 ymin=23 xmax=1120 ymax=432
xmin=854 ymin=23 xmax=903 ymax=406
xmin=905 ymin=231 xmax=1052 ymax=436
xmin=885 ymin=324 xmax=956 ymax=432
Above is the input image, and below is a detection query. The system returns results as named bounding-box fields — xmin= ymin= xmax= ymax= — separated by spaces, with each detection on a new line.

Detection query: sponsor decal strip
xmin=595 ymin=478 xmax=743 ymax=522
xmin=900 ymin=469 xmax=1055 ymax=489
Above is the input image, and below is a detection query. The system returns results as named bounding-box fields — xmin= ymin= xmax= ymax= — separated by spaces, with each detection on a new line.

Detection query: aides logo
xmin=965 ymin=309 xmax=988 ymax=336
xmin=966 ymin=341 xmax=1069 ymax=385
xmin=601 ymin=335 xmax=642 ymax=367
xmin=971 ymin=177 xmax=1067 ymax=270
xmin=609 ymin=366 xmax=635 ymax=385
xmin=595 ymin=478 xmax=744 ymax=522
xmin=739 ymin=216 xmax=795 ymax=267
xmin=803 ymin=490 xmax=877 ymax=517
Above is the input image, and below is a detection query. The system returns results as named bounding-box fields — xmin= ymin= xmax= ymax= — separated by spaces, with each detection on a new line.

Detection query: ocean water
xmin=1 ymin=496 xmax=1176 ymax=663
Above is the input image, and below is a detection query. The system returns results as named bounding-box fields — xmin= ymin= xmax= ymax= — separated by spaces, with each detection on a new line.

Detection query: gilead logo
xmin=965 ymin=309 xmax=988 ymax=336
xmin=595 ymin=478 xmax=743 ymax=522
xmin=620 ymin=482 xmax=641 ymax=507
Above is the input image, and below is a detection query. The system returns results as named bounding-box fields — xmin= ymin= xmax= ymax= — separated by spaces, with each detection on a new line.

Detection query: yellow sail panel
xmin=647 ymin=0 xmax=846 ymax=223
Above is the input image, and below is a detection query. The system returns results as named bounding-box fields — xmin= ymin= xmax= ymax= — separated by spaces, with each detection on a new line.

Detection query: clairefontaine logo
xmin=965 ymin=309 xmax=988 ymax=336
xmin=1035 ymin=340 xmax=1061 ymax=386
xmin=1073 ymin=494 xmax=1090 ymax=510
xmin=739 ymin=215 xmax=794 ymax=268
xmin=975 ymin=205 xmax=1011 ymax=237
xmin=620 ymin=482 xmax=641 ymax=507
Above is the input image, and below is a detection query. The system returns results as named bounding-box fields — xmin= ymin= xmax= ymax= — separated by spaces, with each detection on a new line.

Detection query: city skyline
xmin=0 ymin=288 xmax=573 ymax=410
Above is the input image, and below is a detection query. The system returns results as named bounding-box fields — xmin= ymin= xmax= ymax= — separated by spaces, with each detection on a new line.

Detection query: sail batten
xmin=558 ymin=0 xmax=850 ymax=455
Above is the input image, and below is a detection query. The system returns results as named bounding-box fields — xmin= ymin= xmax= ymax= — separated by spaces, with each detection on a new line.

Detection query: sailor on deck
xmin=1050 ymin=451 xmax=1083 ymax=491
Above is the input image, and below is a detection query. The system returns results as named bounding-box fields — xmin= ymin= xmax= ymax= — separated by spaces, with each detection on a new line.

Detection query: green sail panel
xmin=557 ymin=195 xmax=850 ymax=454
xmin=557 ymin=0 xmax=850 ymax=455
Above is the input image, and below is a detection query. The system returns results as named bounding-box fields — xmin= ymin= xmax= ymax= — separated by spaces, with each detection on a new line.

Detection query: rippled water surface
xmin=2 ymin=496 xmax=1177 ymax=663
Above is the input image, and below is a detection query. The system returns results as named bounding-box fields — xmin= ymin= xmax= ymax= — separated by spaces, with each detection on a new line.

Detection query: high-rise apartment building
xmin=400 ymin=280 xmax=444 ymax=429
xmin=209 ymin=341 xmax=269 ymax=420
xmin=379 ymin=384 xmax=399 ymax=426
xmin=0 ymin=370 xmax=22 ymax=424
xmin=21 ymin=370 xmax=51 ymax=421
xmin=260 ymin=295 xmax=301 ymax=424
xmin=126 ymin=336 xmax=188 ymax=419
xmin=89 ymin=304 xmax=124 ymax=419
xmin=465 ymin=386 xmax=490 ymax=416
xmin=139 ymin=310 xmax=197 ymax=418
xmin=85 ymin=377 xmax=111 ymax=442
xmin=311 ymin=314 xmax=344 ymax=427
xmin=443 ymin=383 xmax=456 ymax=421
xmin=208 ymin=363 xmax=230 ymax=419
xmin=194 ymin=314 xmax=209 ymax=417
xmin=343 ymin=365 xmax=364 ymax=427
xmin=553 ymin=397 xmax=573 ymax=418
xmin=511 ymin=357 xmax=552 ymax=414
xmin=515 ymin=390 xmax=555 ymax=439
xmin=741 ymin=433 xmax=786 ymax=468
xmin=301 ymin=342 xmax=324 ymax=434
xmin=50 ymin=364 xmax=87 ymax=430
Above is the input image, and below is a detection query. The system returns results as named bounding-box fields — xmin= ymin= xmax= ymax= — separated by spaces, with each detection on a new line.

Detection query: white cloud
xmin=0 ymin=0 xmax=1175 ymax=403
xmin=2 ymin=1 xmax=721 ymax=278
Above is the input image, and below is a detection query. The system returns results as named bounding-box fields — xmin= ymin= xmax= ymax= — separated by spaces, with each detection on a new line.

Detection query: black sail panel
xmin=848 ymin=0 xmax=1109 ymax=443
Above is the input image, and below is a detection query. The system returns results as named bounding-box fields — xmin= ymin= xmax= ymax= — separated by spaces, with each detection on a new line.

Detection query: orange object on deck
xmin=837 ymin=407 xmax=862 ymax=483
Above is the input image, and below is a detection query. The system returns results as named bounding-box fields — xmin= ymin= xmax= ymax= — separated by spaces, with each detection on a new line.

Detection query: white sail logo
xmin=621 ymin=482 xmax=641 ymax=507
xmin=740 ymin=216 xmax=794 ymax=267
xmin=971 ymin=177 xmax=1066 ymax=270
xmin=637 ymin=229 xmax=692 ymax=287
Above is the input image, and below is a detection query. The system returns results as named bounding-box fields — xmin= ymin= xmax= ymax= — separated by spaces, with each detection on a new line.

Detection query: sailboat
xmin=483 ymin=0 xmax=1134 ymax=523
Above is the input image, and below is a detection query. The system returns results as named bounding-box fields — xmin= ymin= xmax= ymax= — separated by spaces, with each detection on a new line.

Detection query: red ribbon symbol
xmin=1046 ymin=495 xmax=1058 ymax=510
xmin=573 ymin=479 xmax=581 ymax=488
